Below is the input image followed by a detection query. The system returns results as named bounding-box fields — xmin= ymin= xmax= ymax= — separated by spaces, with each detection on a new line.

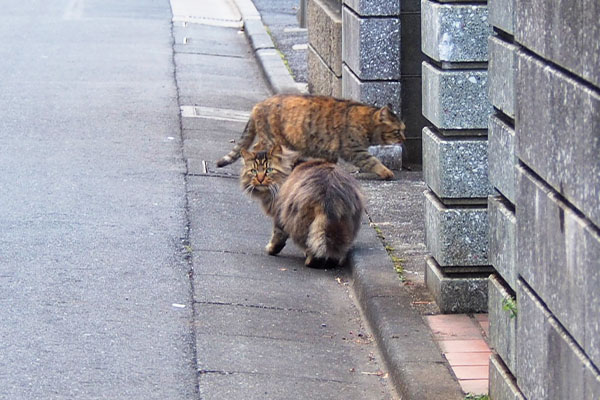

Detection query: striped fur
xmin=218 ymin=94 xmax=406 ymax=179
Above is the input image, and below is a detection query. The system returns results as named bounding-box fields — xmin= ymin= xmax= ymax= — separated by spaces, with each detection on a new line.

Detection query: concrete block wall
xmin=307 ymin=0 xmax=426 ymax=163
xmin=421 ymin=0 xmax=492 ymax=313
xmin=307 ymin=0 xmax=342 ymax=97
xmin=487 ymin=0 xmax=600 ymax=398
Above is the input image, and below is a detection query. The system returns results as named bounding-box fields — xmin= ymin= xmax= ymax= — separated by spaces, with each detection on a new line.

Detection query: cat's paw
xmin=377 ymin=167 xmax=395 ymax=180
xmin=266 ymin=241 xmax=285 ymax=255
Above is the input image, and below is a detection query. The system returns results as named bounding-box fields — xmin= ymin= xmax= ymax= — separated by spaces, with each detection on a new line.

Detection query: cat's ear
xmin=377 ymin=104 xmax=398 ymax=123
xmin=240 ymin=148 xmax=252 ymax=163
xmin=269 ymin=144 xmax=283 ymax=157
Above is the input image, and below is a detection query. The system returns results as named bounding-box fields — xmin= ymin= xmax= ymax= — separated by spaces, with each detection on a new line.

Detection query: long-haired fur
xmin=240 ymin=145 xmax=364 ymax=268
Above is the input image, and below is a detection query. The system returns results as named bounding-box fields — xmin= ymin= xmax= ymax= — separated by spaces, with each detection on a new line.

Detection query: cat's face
xmin=240 ymin=145 xmax=288 ymax=196
xmin=373 ymin=106 xmax=406 ymax=145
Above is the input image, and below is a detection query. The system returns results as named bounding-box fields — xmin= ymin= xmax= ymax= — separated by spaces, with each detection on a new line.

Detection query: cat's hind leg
xmin=266 ymin=224 xmax=288 ymax=255
xmin=346 ymin=149 xmax=394 ymax=179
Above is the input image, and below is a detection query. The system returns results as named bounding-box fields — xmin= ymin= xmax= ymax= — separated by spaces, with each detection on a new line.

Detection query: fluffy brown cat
xmin=240 ymin=145 xmax=364 ymax=268
xmin=218 ymin=94 xmax=406 ymax=179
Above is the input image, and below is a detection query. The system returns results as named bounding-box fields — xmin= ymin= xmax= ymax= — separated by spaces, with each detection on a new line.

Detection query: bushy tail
xmin=216 ymin=119 xmax=256 ymax=167
xmin=306 ymin=211 xmax=329 ymax=259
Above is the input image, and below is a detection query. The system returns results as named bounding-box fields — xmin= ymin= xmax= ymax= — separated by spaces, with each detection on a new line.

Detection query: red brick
xmin=437 ymin=339 xmax=491 ymax=353
xmin=452 ymin=365 xmax=489 ymax=380
xmin=424 ymin=314 xmax=483 ymax=340
xmin=445 ymin=351 xmax=491 ymax=366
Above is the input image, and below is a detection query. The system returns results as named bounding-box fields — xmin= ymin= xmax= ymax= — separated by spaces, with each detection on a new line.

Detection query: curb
xmin=352 ymin=218 xmax=464 ymax=399
xmin=231 ymin=1 xmax=464 ymax=398
xmin=232 ymin=0 xmax=301 ymax=95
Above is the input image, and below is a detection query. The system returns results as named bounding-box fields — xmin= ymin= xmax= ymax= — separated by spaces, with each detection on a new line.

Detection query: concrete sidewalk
xmin=233 ymin=0 xmax=478 ymax=398
xmin=172 ymin=3 xmax=396 ymax=398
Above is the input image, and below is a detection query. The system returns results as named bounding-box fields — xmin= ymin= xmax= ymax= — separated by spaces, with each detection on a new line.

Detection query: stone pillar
xmin=341 ymin=0 xmax=401 ymax=110
xmin=487 ymin=0 xmax=600 ymax=398
xmin=339 ymin=0 xmax=424 ymax=163
xmin=421 ymin=0 xmax=493 ymax=313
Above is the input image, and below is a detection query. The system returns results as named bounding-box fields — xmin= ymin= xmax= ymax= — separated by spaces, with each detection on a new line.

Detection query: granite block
xmin=488 ymin=35 xmax=517 ymax=118
xmin=489 ymin=354 xmax=526 ymax=400
xmin=421 ymin=0 xmax=490 ymax=62
xmin=307 ymin=45 xmax=342 ymax=97
xmin=515 ymin=0 xmax=600 ymax=88
xmin=307 ymin=0 xmax=342 ymax=76
xmin=342 ymin=64 xmax=401 ymax=112
xmin=489 ymin=0 xmax=514 ymax=35
xmin=516 ymin=51 xmax=600 ymax=227
xmin=422 ymin=127 xmax=493 ymax=199
xmin=343 ymin=0 xmax=400 ymax=16
xmin=488 ymin=274 xmax=517 ymax=373
xmin=517 ymin=166 xmax=600 ymax=368
xmin=342 ymin=6 xmax=400 ymax=80
xmin=424 ymin=190 xmax=489 ymax=266
xmin=517 ymin=280 xmax=600 ymax=400
xmin=425 ymin=256 xmax=489 ymax=313
xmin=422 ymin=62 xmax=493 ymax=129
xmin=488 ymin=114 xmax=516 ymax=203
xmin=488 ymin=196 xmax=516 ymax=290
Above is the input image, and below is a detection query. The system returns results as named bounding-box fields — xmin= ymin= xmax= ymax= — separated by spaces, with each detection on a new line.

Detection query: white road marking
xmin=292 ymin=43 xmax=308 ymax=51
xmin=170 ymin=0 xmax=242 ymax=27
xmin=180 ymin=106 xmax=250 ymax=123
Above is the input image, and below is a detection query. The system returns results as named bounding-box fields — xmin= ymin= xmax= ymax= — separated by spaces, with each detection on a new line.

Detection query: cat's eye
xmin=266 ymin=168 xmax=274 ymax=173
xmin=251 ymin=169 xmax=258 ymax=175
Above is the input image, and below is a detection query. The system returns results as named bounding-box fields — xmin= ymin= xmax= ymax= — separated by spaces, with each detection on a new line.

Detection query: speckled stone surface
xmin=424 ymin=190 xmax=489 ymax=267
xmin=488 ymin=196 xmax=516 ymax=290
xmin=515 ymin=0 xmax=600 ymax=88
xmin=342 ymin=6 xmax=400 ymax=80
xmin=423 ymin=127 xmax=493 ymax=199
xmin=489 ymin=0 xmax=514 ymax=35
xmin=517 ymin=280 xmax=600 ymax=400
xmin=422 ymin=62 xmax=492 ymax=129
xmin=343 ymin=0 xmax=400 ymax=17
xmin=489 ymin=35 xmax=516 ymax=118
xmin=308 ymin=0 xmax=342 ymax=76
xmin=421 ymin=0 xmax=490 ymax=63
xmin=342 ymin=64 xmax=401 ymax=112
xmin=517 ymin=51 xmax=600 ymax=227
xmin=489 ymin=274 xmax=517 ymax=374
xmin=488 ymin=114 xmax=516 ymax=203
xmin=425 ymin=257 xmax=489 ymax=313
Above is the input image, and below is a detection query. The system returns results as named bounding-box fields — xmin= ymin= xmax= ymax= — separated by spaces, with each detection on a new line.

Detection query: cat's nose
xmin=256 ymin=172 xmax=266 ymax=183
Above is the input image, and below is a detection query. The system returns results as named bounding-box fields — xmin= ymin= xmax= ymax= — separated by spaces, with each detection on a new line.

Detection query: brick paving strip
xmin=425 ymin=314 xmax=492 ymax=395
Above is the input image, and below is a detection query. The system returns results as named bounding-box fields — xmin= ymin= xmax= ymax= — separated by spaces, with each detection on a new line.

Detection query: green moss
xmin=371 ymin=223 xmax=406 ymax=282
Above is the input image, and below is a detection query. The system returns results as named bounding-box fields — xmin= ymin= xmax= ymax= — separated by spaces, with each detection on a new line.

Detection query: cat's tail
xmin=216 ymin=119 xmax=256 ymax=167
xmin=306 ymin=211 xmax=329 ymax=260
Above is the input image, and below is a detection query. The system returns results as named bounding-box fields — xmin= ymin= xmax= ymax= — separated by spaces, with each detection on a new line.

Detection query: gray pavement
xmin=0 ymin=1 xmax=196 ymax=399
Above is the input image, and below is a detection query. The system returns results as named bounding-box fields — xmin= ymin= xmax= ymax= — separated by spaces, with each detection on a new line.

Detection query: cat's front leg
xmin=266 ymin=224 xmax=288 ymax=255
xmin=347 ymin=150 xmax=394 ymax=180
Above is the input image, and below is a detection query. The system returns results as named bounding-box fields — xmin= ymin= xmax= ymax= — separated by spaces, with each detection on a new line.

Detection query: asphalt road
xmin=0 ymin=1 xmax=197 ymax=398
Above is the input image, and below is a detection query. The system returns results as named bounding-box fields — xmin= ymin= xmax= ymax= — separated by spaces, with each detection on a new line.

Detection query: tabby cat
xmin=240 ymin=145 xmax=364 ymax=268
xmin=218 ymin=94 xmax=406 ymax=179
